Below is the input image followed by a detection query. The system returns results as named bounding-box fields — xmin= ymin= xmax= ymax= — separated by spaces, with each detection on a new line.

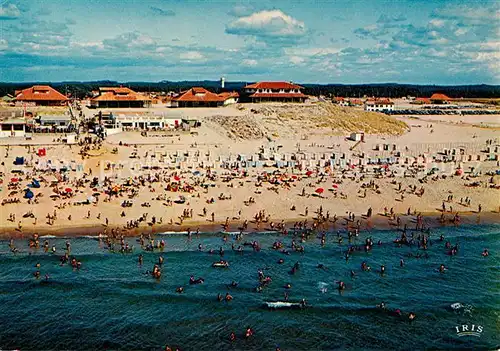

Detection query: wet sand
xmin=1 ymin=211 xmax=498 ymax=240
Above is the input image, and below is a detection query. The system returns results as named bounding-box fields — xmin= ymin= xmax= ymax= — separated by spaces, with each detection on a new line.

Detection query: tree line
xmin=0 ymin=81 xmax=498 ymax=99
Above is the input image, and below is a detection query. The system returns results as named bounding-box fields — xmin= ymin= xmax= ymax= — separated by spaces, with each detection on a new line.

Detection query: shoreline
xmin=1 ymin=211 xmax=499 ymax=239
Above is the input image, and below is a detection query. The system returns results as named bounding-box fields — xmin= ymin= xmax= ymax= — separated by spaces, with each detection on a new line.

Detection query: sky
xmin=0 ymin=0 xmax=498 ymax=84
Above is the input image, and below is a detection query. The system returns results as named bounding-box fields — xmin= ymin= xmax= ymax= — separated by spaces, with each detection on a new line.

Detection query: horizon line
xmin=1 ymin=80 xmax=499 ymax=87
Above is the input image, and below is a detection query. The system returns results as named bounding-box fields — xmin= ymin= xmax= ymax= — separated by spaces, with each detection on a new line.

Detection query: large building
xmin=14 ymin=85 xmax=69 ymax=106
xmin=243 ymin=81 xmax=307 ymax=103
xmin=430 ymin=93 xmax=451 ymax=104
xmin=364 ymin=99 xmax=394 ymax=112
xmin=90 ymin=87 xmax=151 ymax=108
xmin=171 ymin=87 xmax=238 ymax=107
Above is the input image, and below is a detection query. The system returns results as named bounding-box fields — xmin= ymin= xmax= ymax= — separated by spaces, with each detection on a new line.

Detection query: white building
xmin=0 ymin=118 xmax=27 ymax=138
xmin=39 ymin=115 xmax=73 ymax=127
xmin=115 ymin=113 xmax=184 ymax=130
xmin=364 ymin=100 xmax=394 ymax=112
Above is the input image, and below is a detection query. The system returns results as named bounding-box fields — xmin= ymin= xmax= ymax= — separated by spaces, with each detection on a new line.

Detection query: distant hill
xmin=0 ymin=81 xmax=498 ymax=99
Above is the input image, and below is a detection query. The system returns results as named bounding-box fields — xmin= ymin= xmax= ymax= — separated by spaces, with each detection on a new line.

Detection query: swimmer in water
xmin=245 ymin=327 xmax=254 ymax=338
xmin=338 ymin=281 xmax=346 ymax=290
xmin=408 ymin=312 xmax=416 ymax=322
xmin=482 ymin=249 xmax=489 ymax=257
xmin=439 ymin=264 xmax=446 ymax=273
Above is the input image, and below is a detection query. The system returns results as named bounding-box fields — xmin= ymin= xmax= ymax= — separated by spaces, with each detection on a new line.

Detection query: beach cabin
xmin=350 ymin=132 xmax=365 ymax=142
xmin=0 ymin=119 xmax=27 ymax=138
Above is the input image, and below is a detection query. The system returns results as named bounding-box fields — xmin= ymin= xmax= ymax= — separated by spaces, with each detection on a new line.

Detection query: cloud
xmin=102 ymin=32 xmax=157 ymax=51
xmin=354 ymin=24 xmax=390 ymax=39
xmin=180 ymin=51 xmax=204 ymax=60
xmin=21 ymin=32 xmax=71 ymax=46
xmin=431 ymin=4 xmax=500 ymax=24
xmin=377 ymin=14 xmax=407 ymax=23
xmin=286 ymin=47 xmax=340 ymax=58
xmin=289 ymin=56 xmax=304 ymax=65
xmin=226 ymin=10 xmax=306 ymax=44
xmin=227 ymin=5 xmax=254 ymax=17
xmin=242 ymin=58 xmax=258 ymax=66
xmin=0 ymin=3 xmax=21 ymax=20
xmin=150 ymin=6 xmax=175 ymax=17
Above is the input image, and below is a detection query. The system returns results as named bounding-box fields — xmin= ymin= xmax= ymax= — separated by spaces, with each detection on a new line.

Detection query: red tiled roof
xmin=430 ymin=93 xmax=451 ymax=101
xmin=349 ymin=99 xmax=363 ymax=105
xmin=92 ymin=87 xmax=151 ymax=102
xmin=365 ymin=99 xmax=394 ymax=105
xmin=15 ymin=85 xmax=69 ymax=102
xmin=218 ymin=91 xmax=239 ymax=99
xmin=415 ymin=97 xmax=431 ymax=104
xmin=173 ymin=87 xmax=223 ymax=102
xmin=249 ymin=93 xmax=307 ymax=99
xmin=245 ymin=81 xmax=304 ymax=90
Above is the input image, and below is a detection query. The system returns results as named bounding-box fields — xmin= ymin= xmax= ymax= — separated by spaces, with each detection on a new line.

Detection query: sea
xmin=0 ymin=224 xmax=498 ymax=351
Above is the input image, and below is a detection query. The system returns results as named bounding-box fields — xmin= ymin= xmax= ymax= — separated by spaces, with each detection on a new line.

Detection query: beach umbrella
xmin=50 ymin=193 xmax=60 ymax=198
xmin=315 ymin=188 xmax=324 ymax=194
xmin=291 ymin=175 xmax=298 ymax=179
xmin=174 ymin=175 xmax=181 ymax=182
xmin=306 ymin=171 xmax=313 ymax=177
xmin=65 ymin=188 xmax=73 ymax=193
xmin=332 ymin=184 xmax=338 ymax=189
xmin=11 ymin=178 xmax=18 ymax=183
xmin=93 ymin=192 xmax=101 ymax=197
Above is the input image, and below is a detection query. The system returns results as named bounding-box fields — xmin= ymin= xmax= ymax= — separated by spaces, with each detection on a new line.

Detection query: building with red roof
xmin=217 ymin=91 xmax=239 ymax=105
xmin=171 ymin=87 xmax=238 ymax=107
xmin=14 ymin=85 xmax=69 ymax=106
xmin=90 ymin=87 xmax=151 ymax=108
xmin=412 ymin=97 xmax=431 ymax=105
xmin=243 ymin=81 xmax=307 ymax=103
xmin=430 ymin=93 xmax=451 ymax=104
xmin=364 ymin=98 xmax=394 ymax=112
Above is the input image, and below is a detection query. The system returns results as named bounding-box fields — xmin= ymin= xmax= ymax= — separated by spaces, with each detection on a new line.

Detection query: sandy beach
xmin=1 ymin=103 xmax=499 ymax=239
